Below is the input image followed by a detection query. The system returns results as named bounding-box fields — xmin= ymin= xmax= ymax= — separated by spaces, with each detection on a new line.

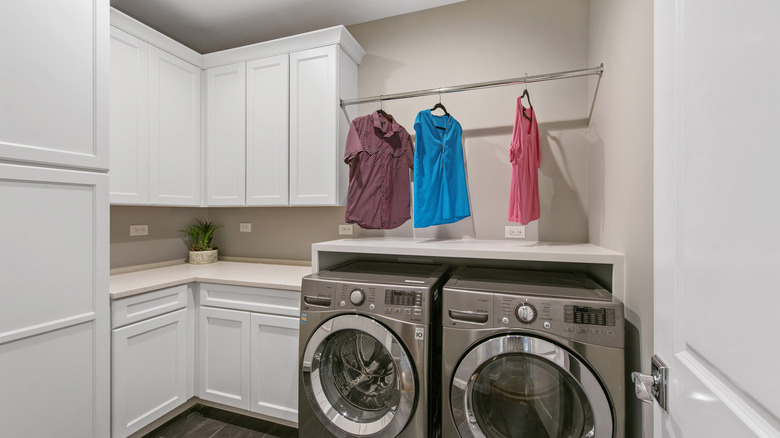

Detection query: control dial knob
xmin=350 ymin=289 xmax=365 ymax=306
xmin=515 ymin=303 xmax=537 ymax=324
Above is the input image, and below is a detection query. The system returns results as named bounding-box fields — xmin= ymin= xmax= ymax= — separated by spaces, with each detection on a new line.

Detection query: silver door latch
xmin=631 ymin=354 xmax=669 ymax=412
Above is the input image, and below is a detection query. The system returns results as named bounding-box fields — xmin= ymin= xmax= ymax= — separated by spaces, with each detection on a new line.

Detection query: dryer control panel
xmin=300 ymin=277 xmax=433 ymax=324
xmin=443 ymin=289 xmax=624 ymax=349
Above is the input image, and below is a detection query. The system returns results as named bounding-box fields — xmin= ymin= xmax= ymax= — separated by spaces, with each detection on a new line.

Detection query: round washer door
xmin=451 ymin=335 xmax=612 ymax=438
xmin=301 ymin=314 xmax=417 ymax=438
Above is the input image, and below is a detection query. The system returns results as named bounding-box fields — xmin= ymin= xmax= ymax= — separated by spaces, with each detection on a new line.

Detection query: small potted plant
xmin=180 ymin=218 xmax=223 ymax=264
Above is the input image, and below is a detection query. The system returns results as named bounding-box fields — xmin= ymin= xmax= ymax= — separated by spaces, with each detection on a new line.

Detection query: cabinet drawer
xmin=199 ymin=283 xmax=299 ymax=317
xmin=112 ymin=284 xmax=188 ymax=329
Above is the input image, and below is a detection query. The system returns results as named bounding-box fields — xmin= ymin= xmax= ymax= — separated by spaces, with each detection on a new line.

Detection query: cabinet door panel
xmin=110 ymin=27 xmax=149 ymax=204
xmin=289 ymin=46 xmax=339 ymax=206
xmin=112 ymin=309 xmax=188 ymax=438
xmin=246 ymin=54 xmax=289 ymax=206
xmin=149 ymin=47 xmax=201 ymax=206
xmin=250 ymin=313 xmax=299 ymax=423
xmin=199 ymin=307 xmax=250 ymax=410
xmin=207 ymin=62 xmax=246 ymax=206
xmin=0 ymin=0 xmax=107 ymax=170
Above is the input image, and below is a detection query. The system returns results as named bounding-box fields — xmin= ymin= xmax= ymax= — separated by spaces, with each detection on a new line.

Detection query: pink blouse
xmin=508 ymin=99 xmax=540 ymax=225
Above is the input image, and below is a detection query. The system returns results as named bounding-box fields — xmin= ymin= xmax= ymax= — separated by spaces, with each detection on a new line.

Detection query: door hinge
xmin=631 ymin=354 xmax=669 ymax=412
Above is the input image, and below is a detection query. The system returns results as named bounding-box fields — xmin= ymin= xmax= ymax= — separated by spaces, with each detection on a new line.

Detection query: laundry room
xmin=12 ymin=0 xmax=780 ymax=436
xmin=106 ymin=0 xmax=653 ymax=436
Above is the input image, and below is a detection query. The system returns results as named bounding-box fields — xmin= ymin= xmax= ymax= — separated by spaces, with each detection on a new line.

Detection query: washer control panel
xmin=443 ymin=288 xmax=624 ymax=348
xmin=323 ymin=282 xmax=429 ymax=324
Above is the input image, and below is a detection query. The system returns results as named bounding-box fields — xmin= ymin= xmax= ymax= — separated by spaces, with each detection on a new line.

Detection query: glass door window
xmin=302 ymin=315 xmax=417 ymax=437
xmin=451 ymin=335 xmax=612 ymax=438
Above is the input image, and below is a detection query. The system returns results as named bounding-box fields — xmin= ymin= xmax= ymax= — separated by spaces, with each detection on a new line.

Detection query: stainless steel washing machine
xmin=299 ymin=260 xmax=449 ymax=438
xmin=442 ymin=266 xmax=625 ymax=438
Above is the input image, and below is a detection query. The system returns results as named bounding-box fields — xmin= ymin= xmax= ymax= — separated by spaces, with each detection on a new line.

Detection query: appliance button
xmin=543 ymin=321 xmax=551 ymax=329
xmin=413 ymin=309 xmax=422 ymax=315
xmin=339 ymin=300 xmax=346 ymax=307
xmin=393 ymin=308 xmax=401 ymax=314
xmin=369 ymin=304 xmax=375 ymax=310
xmin=501 ymin=317 xmax=510 ymax=325
xmin=385 ymin=307 xmax=391 ymax=313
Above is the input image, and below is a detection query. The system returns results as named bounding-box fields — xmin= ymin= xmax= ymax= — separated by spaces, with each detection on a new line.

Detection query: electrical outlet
xmin=239 ymin=223 xmax=252 ymax=232
xmin=130 ymin=224 xmax=148 ymax=236
xmin=339 ymin=224 xmax=354 ymax=235
xmin=505 ymin=226 xmax=526 ymax=239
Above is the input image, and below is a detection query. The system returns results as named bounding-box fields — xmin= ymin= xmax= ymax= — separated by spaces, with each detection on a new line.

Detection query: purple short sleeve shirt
xmin=344 ymin=111 xmax=414 ymax=229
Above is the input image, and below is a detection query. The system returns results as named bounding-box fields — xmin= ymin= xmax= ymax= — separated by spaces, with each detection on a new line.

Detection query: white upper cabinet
xmin=148 ymin=47 xmax=202 ymax=206
xmin=206 ymin=62 xmax=246 ymax=206
xmin=246 ymin=54 xmax=290 ymax=206
xmin=110 ymin=11 xmax=364 ymax=207
xmin=289 ymin=46 xmax=340 ymax=206
xmin=110 ymin=27 xmax=149 ymax=204
xmin=0 ymin=0 xmax=108 ymax=170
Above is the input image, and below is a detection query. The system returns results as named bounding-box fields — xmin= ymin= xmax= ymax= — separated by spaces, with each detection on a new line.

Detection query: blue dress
xmin=413 ymin=110 xmax=471 ymax=227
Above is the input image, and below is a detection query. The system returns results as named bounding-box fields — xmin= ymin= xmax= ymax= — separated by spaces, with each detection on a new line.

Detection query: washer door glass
xmin=451 ymin=335 xmax=612 ymax=438
xmin=302 ymin=315 xmax=417 ymax=438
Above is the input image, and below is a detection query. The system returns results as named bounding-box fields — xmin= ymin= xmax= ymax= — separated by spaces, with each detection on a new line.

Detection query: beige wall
xmin=111 ymin=0 xmax=596 ymax=268
xmin=588 ymin=0 xmax=653 ymax=436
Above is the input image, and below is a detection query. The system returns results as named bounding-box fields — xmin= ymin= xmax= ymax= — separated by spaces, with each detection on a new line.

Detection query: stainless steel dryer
xmin=442 ymin=266 xmax=625 ymax=438
xmin=299 ymin=260 xmax=449 ymax=438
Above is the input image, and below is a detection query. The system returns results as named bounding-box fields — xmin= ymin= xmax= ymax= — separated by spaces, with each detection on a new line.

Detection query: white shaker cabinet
xmin=149 ymin=47 xmax=202 ymax=206
xmin=111 ymin=284 xmax=191 ymax=438
xmin=246 ymin=54 xmax=290 ymax=206
xmin=206 ymin=62 xmax=247 ymax=206
xmin=250 ymin=312 xmax=299 ymax=423
xmin=290 ymin=45 xmax=356 ymax=206
xmin=112 ymin=309 xmax=189 ymax=437
xmin=110 ymin=27 xmax=149 ymax=204
xmin=109 ymin=27 xmax=202 ymax=206
xmin=199 ymin=306 xmax=252 ymax=410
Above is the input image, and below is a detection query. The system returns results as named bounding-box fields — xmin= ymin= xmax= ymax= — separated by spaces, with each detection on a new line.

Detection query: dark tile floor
xmin=142 ymin=404 xmax=298 ymax=438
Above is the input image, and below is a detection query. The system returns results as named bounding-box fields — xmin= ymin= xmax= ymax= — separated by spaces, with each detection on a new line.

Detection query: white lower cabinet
xmin=250 ymin=313 xmax=299 ymax=422
xmin=198 ymin=283 xmax=300 ymax=423
xmin=112 ymin=308 xmax=188 ymax=438
xmin=198 ymin=306 xmax=252 ymax=409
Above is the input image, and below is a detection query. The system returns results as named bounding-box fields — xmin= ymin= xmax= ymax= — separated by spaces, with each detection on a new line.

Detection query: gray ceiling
xmin=110 ymin=0 xmax=467 ymax=54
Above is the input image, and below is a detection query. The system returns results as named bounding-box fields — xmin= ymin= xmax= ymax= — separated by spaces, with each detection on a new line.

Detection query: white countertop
xmin=312 ymin=238 xmax=624 ymax=266
xmin=110 ymin=261 xmax=313 ymax=299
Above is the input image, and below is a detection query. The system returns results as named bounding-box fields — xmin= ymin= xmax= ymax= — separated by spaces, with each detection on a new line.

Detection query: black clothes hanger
xmin=521 ymin=75 xmax=532 ymax=121
xmin=376 ymin=96 xmax=394 ymax=122
xmin=431 ymin=88 xmax=450 ymax=116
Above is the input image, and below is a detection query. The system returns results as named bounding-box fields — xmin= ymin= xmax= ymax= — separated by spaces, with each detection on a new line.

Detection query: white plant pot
xmin=189 ymin=249 xmax=218 ymax=264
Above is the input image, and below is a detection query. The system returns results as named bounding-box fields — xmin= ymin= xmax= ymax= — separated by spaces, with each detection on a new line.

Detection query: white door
xmin=148 ymin=47 xmax=202 ymax=206
xmin=250 ymin=312 xmax=299 ymax=423
xmin=112 ymin=309 xmax=188 ymax=438
xmin=289 ymin=46 xmax=339 ymax=206
xmin=110 ymin=27 xmax=150 ymax=204
xmin=652 ymin=1 xmax=780 ymax=436
xmin=246 ymin=54 xmax=290 ymax=206
xmin=199 ymin=306 xmax=251 ymax=410
xmin=206 ymin=62 xmax=246 ymax=206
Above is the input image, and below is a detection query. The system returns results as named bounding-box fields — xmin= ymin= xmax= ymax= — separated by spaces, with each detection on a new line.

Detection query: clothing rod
xmin=340 ymin=63 xmax=604 ymax=107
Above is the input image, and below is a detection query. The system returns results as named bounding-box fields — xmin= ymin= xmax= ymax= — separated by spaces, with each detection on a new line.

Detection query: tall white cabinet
xmin=0 ymin=0 xmax=110 ymax=436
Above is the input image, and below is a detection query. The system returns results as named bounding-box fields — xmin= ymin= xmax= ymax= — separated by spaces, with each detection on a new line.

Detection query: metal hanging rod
xmin=340 ymin=63 xmax=604 ymax=108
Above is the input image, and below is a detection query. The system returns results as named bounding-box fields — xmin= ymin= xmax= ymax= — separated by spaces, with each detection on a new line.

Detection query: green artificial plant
xmin=180 ymin=218 xmax=223 ymax=251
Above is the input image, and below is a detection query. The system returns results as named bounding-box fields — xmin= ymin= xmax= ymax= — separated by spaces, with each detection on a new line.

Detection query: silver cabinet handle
xmin=631 ymin=354 xmax=669 ymax=412
xmin=631 ymin=372 xmax=656 ymax=404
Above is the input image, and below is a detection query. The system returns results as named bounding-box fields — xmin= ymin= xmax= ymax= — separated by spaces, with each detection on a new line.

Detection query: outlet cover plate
xmin=505 ymin=226 xmax=526 ymax=239
xmin=130 ymin=224 xmax=148 ymax=236
xmin=240 ymin=223 xmax=252 ymax=232
xmin=339 ymin=224 xmax=354 ymax=235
